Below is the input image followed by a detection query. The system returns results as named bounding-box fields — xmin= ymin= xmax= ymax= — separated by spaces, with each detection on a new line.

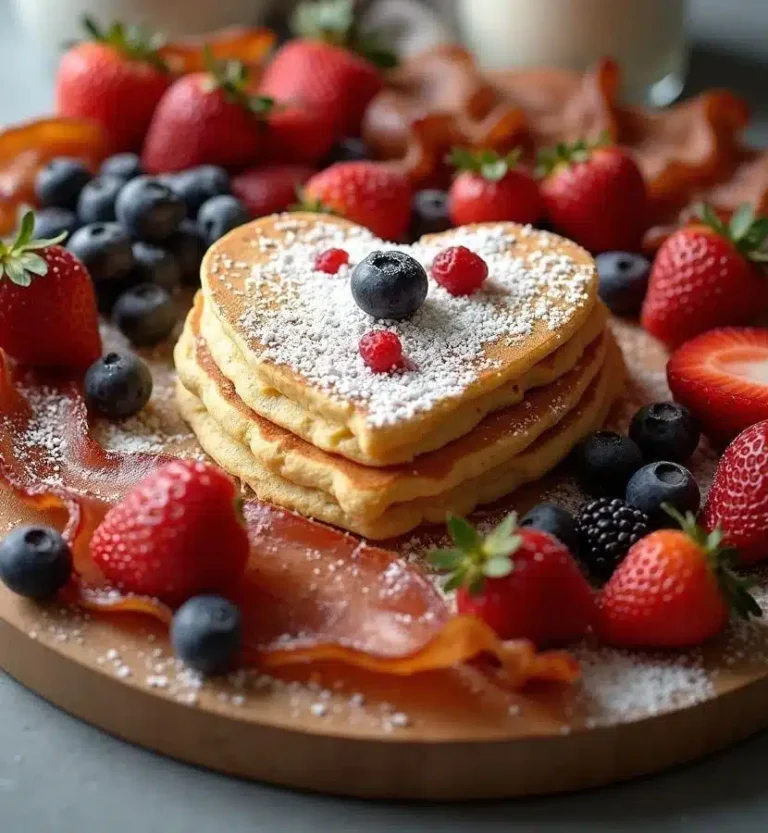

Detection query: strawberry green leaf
xmin=482 ymin=555 xmax=514 ymax=578
xmin=482 ymin=512 xmax=522 ymax=557
xmin=15 ymin=211 xmax=35 ymax=249
xmin=4 ymin=259 xmax=32 ymax=287
xmin=479 ymin=158 xmax=508 ymax=182
xmin=729 ymin=203 xmax=755 ymax=241
xmin=442 ymin=570 xmax=467 ymax=594
xmin=427 ymin=548 xmax=464 ymax=570
xmin=447 ymin=515 xmax=481 ymax=551
xmin=17 ymin=253 xmax=48 ymax=276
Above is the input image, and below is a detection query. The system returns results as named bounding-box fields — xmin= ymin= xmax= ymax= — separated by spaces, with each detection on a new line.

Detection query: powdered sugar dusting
xmin=228 ymin=218 xmax=593 ymax=427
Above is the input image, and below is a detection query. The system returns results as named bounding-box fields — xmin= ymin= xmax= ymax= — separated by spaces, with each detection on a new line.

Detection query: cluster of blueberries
xmin=33 ymin=154 xmax=250 ymax=347
xmin=521 ymin=401 xmax=702 ymax=580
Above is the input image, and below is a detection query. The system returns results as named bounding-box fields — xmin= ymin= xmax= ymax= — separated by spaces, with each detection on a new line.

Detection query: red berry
xmin=91 ymin=459 xmax=249 ymax=604
xmin=314 ymin=248 xmax=350 ymax=274
xmin=359 ymin=330 xmax=403 ymax=372
xmin=431 ymin=245 xmax=488 ymax=296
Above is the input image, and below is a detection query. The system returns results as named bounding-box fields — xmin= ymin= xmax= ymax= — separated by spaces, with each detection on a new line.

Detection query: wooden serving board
xmin=3 ymin=319 xmax=768 ymax=800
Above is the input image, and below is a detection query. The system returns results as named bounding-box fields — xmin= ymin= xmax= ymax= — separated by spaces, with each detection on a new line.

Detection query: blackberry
xmin=577 ymin=498 xmax=649 ymax=580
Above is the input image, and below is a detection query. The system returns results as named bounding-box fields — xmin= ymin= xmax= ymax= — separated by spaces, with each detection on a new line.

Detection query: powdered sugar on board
xmin=4 ymin=311 xmax=767 ymax=733
xmin=230 ymin=218 xmax=594 ymax=428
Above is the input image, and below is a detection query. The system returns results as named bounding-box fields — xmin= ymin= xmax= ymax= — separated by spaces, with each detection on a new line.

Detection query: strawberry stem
xmin=82 ymin=15 xmax=168 ymax=71
xmin=428 ymin=512 xmax=522 ymax=595
xmin=290 ymin=0 xmax=397 ymax=69
xmin=0 ymin=212 xmax=65 ymax=287
xmin=535 ymin=134 xmax=611 ymax=178
xmin=449 ymin=147 xmax=523 ymax=182
xmin=694 ymin=203 xmax=768 ymax=264
xmin=662 ymin=503 xmax=762 ymax=621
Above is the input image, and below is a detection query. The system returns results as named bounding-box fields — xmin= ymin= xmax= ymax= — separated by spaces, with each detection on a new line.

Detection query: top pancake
xmin=201 ymin=213 xmax=599 ymax=462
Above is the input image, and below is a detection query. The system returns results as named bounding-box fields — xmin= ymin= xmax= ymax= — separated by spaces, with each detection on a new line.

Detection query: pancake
xmin=200 ymin=213 xmax=599 ymax=463
xmin=197 ymin=292 xmax=608 ymax=465
xmin=176 ymin=336 xmax=623 ymax=540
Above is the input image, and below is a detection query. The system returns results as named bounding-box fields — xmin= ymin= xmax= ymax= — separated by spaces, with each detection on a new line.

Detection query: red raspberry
xmin=359 ymin=330 xmax=403 ymax=372
xmin=430 ymin=246 xmax=488 ymax=296
xmin=314 ymin=248 xmax=350 ymax=274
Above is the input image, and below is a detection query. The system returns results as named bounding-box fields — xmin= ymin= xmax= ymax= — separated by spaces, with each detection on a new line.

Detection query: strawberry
xmin=142 ymin=55 xmax=269 ymax=174
xmin=537 ymin=139 xmax=647 ymax=253
xmin=56 ymin=18 xmax=172 ymax=154
xmin=259 ymin=0 xmax=394 ymax=139
xmin=91 ymin=459 xmax=249 ymax=604
xmin=301 ymin=162 xmax=412 ymax=241
xmin=447 ymin=148 xmax=542 ymax=227
xmin=231 ymin=164 xmax=316 ymax=218
xmin=598 ymin=508 xmax=760 ymax=649
xmin=0 ymin=212 xmax=101 ymax=370
xmin=667 ymin=328 xmax=768 ymax=442
xmin=263 ymin=102 xmax=336 ymax=166
xmin=641 ymin=205 xmax=768 ymax=349
xmin=429 ymin=514 xmax=597 ymax=647
xmin=702 ymin=421 xmax=768 ymax=564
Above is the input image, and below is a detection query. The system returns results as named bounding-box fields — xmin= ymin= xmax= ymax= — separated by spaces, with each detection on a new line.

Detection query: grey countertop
xmin=2 ymin=1 xmax=768 ymax=830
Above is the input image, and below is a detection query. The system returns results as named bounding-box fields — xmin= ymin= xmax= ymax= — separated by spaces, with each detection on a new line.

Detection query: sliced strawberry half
xmin=667 ymin=327 xmax=768 ymax=443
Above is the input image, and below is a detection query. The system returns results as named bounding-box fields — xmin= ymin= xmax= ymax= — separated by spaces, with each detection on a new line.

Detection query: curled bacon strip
xmin=0 ymin=355 xmax=577 ymax=688
xmin=159 ymin=27 xmax=275 ymax=75
xmin=363 ymin=50 xmax=765 ymax=244
xmin=0 ymin=118 xmax=106 ymax=237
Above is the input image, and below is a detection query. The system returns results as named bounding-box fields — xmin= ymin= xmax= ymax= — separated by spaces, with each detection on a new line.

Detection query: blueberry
xmin=0 ymin=525 xmax=72 ymax=599
xmin=132 ymin=242 xmax=182 ymax=293
xmin=116 ymin=176 xmax=186 ymax=243
xmin=77 ymin=175 xmax=124 ymax=224
xmin=67 ymin=223 xmax=134 ymax=283
xmin=326 ymin=137 xmax=369 ymax=165
xmin=520 ymin=503 xmax=580 ymax=554
xmin=171 ymin=595 xmax=242 ymax=675
xmin=94 ymin=271 xmax=140 ymax=316
xmin=84 ymin=351 xmax=153 ymax=418
xmin=171 ymin=165 xmax=230 ymax=217
xmin=596 ymin=251 xmax=650 ymax=316
xmin=197 ymin=195 xmax=249 ymax=246
xmin=351 ymin=250 xmax=429 ymax=320
xmin=574 ymin=430 xmax=644 ymax=497
xmin=100 ymin=152 xmax=143 ymax=182
xmin=629 ymin=402 xmax=701 ymax=463
xmin=410 ymin=189 xmax=450 ymax=240
xmin=625 ymin=461 xmax=701 ymax=528
xmin=34 ymin=157 xmax=92 ymax=210
xmin=112 ymin=284 xmax=177 ymax=347
xmin=32 ymin=207 xmax=79 ymax=240
xmin=166 ymin=220 xmax=206 ymax=286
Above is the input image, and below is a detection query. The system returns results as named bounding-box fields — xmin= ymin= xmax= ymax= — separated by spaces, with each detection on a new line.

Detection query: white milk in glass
xmin=457 ymin=0 xmax=688 ymax=104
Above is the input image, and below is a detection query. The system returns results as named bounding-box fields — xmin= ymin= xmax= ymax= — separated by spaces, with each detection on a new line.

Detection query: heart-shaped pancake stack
xmin=174 ymin=213 xmax=624 ymax=539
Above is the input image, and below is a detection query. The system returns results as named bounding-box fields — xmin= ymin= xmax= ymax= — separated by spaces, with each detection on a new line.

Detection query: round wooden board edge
xmin=4 ymin=607 xmax=768 ymax=800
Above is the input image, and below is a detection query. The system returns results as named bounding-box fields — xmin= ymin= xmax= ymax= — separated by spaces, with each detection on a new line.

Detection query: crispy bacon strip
xmin=0 ymin=355 xmax=577 ymax=688
xmin=0 ymin=118 xmax=107 ymax=237
xmin=159 ymin=27 xmax=275 ymax=74
xmin=363 ymin=50 xmax=762 ymax=242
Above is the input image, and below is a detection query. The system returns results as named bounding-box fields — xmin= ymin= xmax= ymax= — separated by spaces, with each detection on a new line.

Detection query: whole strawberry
xmin=91 ymin=459 xmax=249 ymax=604
xmin=448 ymin=148 xmax=542 ymax=227
xmin=599 ymin=508 xmax=760 ymax=648
xmin=56 ymin=18 xmax=171 ymax=153
xmin=232 ymin=165 xmax=316 ymax=218
xmin=262 ymin=102 xmax=336 ymax=166
xmin=142 ymin=55 xmax=269 ymax=174
xmin=259 ymin=0 xmax=393 ymax=139
xmin=430 ymin=514 xmax=597 ymax=647
xmin=702 ymin=421 xmax=768 ymax=564
xmin=538 ymin=139 xmax=647 ymax=253
xmin=0 ymin=212 xmax=101 ymax=369
xmin=642 ymin=205 xmax=768 ymax=349
xmin=301 ymin=162 xmax=412 ymax=241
